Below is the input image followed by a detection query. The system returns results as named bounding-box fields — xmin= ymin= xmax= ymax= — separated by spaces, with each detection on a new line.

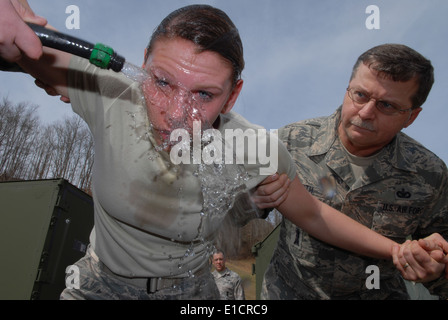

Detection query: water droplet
xmin=121 ymin=62 xmax=149 ymax=83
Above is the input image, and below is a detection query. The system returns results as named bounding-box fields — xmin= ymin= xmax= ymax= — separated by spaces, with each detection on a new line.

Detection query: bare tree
xmin=0 ymin=99 xmax=40 ymax=180
xmin=0 ymin=98 xmax=94 ymax=193
xmin=26 ymin=126 xmax=56 ymax=180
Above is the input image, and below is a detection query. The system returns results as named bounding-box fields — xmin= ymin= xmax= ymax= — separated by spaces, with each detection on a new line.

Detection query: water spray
xmin=26 ymin=23 xmax=148 ymax=83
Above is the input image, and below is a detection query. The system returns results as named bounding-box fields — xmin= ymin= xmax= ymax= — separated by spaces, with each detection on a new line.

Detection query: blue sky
xmin=1 ymin=0 xmax=447 ymax=164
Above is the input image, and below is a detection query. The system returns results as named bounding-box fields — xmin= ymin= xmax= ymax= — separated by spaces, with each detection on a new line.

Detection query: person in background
xmin=211 ymin=250 xmax=245 ymax=300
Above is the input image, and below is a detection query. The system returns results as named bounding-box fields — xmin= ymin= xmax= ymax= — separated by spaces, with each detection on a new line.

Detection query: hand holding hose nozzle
xmin=1 ymin=21 xmax=147 ymax=85
xmin=26 ymin=22 xmax=125 ymax=72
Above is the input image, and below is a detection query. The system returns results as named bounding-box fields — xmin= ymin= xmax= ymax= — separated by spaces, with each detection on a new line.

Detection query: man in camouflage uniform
xmin=261 ymin=44 xmax=448 ymax=300
xmin=211 ymin=250 xmax=245 ymax=300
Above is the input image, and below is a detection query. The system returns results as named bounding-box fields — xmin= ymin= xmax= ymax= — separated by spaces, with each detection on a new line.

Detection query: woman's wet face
xmin=142 ymin=37 xmax=242 ymax=150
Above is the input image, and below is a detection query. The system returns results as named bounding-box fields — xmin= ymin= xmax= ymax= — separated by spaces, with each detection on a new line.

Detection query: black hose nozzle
xmin=27 ymin=23 xmax=125 ymax=72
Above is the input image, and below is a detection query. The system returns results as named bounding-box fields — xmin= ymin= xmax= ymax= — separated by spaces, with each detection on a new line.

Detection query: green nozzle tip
xmin=90 ymin=43 xmax=114 ymax=69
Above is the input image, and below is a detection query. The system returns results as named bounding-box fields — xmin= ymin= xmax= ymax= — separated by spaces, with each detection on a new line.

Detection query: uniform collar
xmin=214 ymin=267 xmax=230 ymax=277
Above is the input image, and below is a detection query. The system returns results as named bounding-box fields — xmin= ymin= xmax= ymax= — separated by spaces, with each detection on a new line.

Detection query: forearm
xmin=308 ymin=200 xmax=396 ymax=259
xmin=277 ymin=176 xmax=397 ymax=259
xmin=17 ymin=46 xmax=71 ymax=98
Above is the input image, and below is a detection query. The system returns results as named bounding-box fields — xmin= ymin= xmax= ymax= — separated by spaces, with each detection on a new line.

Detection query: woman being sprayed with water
xmin=3 ymin=1 xmax=446 ymax=300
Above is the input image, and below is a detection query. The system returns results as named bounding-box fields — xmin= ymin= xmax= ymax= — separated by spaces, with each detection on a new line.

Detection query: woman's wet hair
xmin=145 ymin=4 xmax=244 ymax=86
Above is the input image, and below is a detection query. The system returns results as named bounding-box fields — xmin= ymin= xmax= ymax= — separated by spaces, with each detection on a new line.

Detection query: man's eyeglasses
xmin=346 ymin=87 xmax=413 ymax=115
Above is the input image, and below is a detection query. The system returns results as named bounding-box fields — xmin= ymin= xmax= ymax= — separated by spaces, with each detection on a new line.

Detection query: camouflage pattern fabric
xmin=212 ymin=268 xmax=245 ymax=300
xmin=61 ymin=246 xmax=220 ymax=300
xmin=262 ymin=108 xmax=448 ymax=300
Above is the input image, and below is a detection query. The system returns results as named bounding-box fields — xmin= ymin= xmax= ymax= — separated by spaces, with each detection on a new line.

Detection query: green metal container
xmin=0 ymin=179 xmax=93 ymax=300
xmin=251 ymin=224 xmax=280 ymax=300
